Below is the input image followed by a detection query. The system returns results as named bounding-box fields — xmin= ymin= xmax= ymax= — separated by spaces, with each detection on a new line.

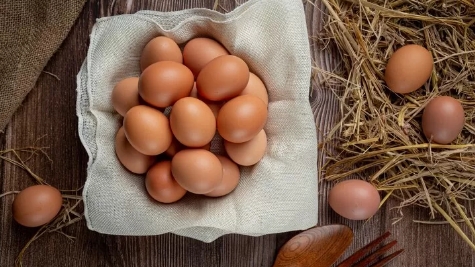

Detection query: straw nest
xmin=317 ymin=0 xmax=475 ymax=250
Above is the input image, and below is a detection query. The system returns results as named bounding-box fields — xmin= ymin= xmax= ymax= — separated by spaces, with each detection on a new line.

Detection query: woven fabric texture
xmin=77 ymin=0 xmax=318 ymax=242
xmin=0 ymin=0 xmax=86 ymax=130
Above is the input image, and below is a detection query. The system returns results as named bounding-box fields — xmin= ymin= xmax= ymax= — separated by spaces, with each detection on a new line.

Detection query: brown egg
xmin=205 ymin=155 xmax=240 ymax=197
xmin=328 ymin=179 xmax=381 ymax=220
xmin=123 ymin=105 xmax=173 ymax=155
xmin=165 ymin=137 xmax=210 ymax=157
xmin=217 ymin=95 xmax=268 ymax=143
xmin=145 ymin=161 xmax=187 ymax=203
xmin=12 ymin=185 xmax=63 ymax=227
xmin=140 ymin=36 xmax=183 ymax=71
xmin=199 ymin=142 xmax=211 ymax=151
xmin=189 ymin=83 xmax=221 ymax=117
xmin=170 ymin=97 xmax=216 ymax=147
xmin=422 ymin=96 xmax=465 ymax=144
xmin=239 ymin=73 xmax=268 ymax=105
xmin=384 ymin=44 xmax=433 ymax=94
xmin=197 ymin=55 xmax=250 ymax=101
xmin=115 ymin=127 xmax=155 ymax=173
xmin=138 ymin=61 xmax=194 ymax=108
xmin=165 ymin=137 xmax=184 ymax=157
xmin=183 ymin=37 xmax=229 ymax=78
xmin=111 ymin=77 xmax=140 ymax=116
xmin=171 ymin=149 xmax=223 ymax=194
xmin=224 ymin=129 xmax=267 ymax=166
xmin=207 ymin=102 xmax=221 ymax=118
xmin=190 ymin=82 xmax=198 ymax=98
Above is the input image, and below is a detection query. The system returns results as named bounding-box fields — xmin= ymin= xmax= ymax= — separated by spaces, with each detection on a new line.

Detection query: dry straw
xmin=317 ymin=0 xmax=475 ymax=250
xmin=0 ymin=147 xmax=83 ymax=267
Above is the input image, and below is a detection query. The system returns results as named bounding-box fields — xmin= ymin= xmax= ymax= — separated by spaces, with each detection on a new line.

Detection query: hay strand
xmin=0 ymin=148 xmax=83 ymax=266
xmin=318 ymin=0 xmax=475 ymax=250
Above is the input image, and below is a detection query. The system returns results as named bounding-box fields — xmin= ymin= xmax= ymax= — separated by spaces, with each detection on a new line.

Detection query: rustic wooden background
xmin=1 ymin=0 xmax=474 ymax=266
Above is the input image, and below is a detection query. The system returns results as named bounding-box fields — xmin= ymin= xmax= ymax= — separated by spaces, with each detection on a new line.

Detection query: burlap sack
xmin=0 ymin=0 xmax=86 ymax=131
xmin=77 ymin=0 xmax=318 ymax=242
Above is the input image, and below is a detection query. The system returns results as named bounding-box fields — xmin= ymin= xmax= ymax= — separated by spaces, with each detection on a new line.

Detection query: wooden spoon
xmin=273 ymin=224 xmax=354 ymax=267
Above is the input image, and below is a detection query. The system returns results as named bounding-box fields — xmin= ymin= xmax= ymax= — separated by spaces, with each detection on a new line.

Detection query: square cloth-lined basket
xmin=76 ymin=0 xmax=318 ymax=242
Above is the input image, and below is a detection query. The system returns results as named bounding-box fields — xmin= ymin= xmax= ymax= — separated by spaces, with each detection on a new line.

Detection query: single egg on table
xmin=145 ymin=161 xmax=187 ymax=204
xmin=224 ymin=129 xmax=267 ymax=166
xmin=12 ymin=185 xmax=63 ymax=227
xmin=140 ymin=36 xmax=183 ymax=71
xmin=421 ymin=96 xmax=465 ymax=144
xmin=111 ymin=77 xmax=140 ymax=116
xmin=205 ymin=155 xmax=241 ymax=197
xmin=183 ymin=37 xmax=229 ymax=78
xmin=123 ymin=105 xmax=173 ymax=156
xmin=170 ymin=97 xmax=216 ymax=148
xmin=384 ymin=44 xmax=433 ymax=94
xmin=115 ymin=127 xmax=155 ymax=174
xmin=217 ymin=95 xmax=267 ymax=143
xmin=328 ymin=179 xmax=381 ymax=220
xmin=138 ymin=61 xmax=194 ymax=108
xmin=171 ymin=149 xmax=223 ymax=194
xmin=196 ymin=55 xmax=250 ymax=101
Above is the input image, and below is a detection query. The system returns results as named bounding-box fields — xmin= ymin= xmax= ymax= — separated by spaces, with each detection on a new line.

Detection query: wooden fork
xmin=336 ymin=231 xmax=404 ymax=267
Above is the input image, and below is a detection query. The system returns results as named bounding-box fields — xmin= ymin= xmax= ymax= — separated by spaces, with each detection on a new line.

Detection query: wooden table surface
xmin=1 ymin=0 xmax=473 ymax=266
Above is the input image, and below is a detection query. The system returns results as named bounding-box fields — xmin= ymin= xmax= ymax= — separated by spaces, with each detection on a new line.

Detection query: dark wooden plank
xmin=1 ymin=0 xmax=474 ymax=266
xmin=380 ymin=199 xmax=475 ymax=266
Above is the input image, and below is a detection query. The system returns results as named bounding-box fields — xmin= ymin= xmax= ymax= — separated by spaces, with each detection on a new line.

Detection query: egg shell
xmin=123 ymin=105 xmax=173 ymax=155
xmin=170 ymin=97 xmax=216 ymax=148
xmin=165 ymin=137 xmax=211 ymax=157
xmin=111 ymin=77 xmax=140 ymax=116
xmin=422 ymin=96 xmax=465 ymax=144
xmin=190 ymin=82 xmax=198 ymax=98
xmin=197 ymin=55 xmax=250 ymax=101
xmin=224 ymin=129 xmax=267 ymax=166
xmin=200 ymin=142 xmax=212 ymax=151
xmin=140 ymin=36 xmax=183 ymax=71
xmin=165 ymin=137 xmax=184 ymax=158
xmin=205 ymin=155 xmax=240 ymax=197
xmin=115 ymin=127 xmax=155 ymax=174
xmin=384 ymin=44 xmax=433 ymax=94
xmin=145 ymin=161 xmax=187 ymax=204
xmin=171 ymin=149 xmax=223 ymax=194
xmin=217 ymin=95 xmax=268 ymax=143
xmin=183 ymin=37 xmax=229 ymax=78
xmin=12 ymin=185 xmax=63 ymax=227
xmin=239 ymin=72 xmax=269 ymax=105
xmin=190 ymin=82 xmax=222 ymax=118
xmin=328 ymin=179 xmax=381 ymax=220
xmin=138 ymin=61 xmax=194 ymax=108
xmin=207 ymin=102 xmax=221 ymax=119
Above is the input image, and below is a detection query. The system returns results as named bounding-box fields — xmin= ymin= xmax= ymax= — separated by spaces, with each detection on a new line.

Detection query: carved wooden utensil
xmin=273 ymin=224 xmax=354 ymax=267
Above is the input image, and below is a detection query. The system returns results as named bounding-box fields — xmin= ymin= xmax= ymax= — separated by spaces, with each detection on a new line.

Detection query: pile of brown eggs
xmin=112 ymin=37 xmax=269 ymax=204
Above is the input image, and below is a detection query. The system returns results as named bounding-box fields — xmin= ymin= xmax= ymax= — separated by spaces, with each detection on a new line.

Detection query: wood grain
xmin=1 ymin=0 xmax=474 ymax=266
xmin=273 ymin=225 xmax=353 ymax=267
